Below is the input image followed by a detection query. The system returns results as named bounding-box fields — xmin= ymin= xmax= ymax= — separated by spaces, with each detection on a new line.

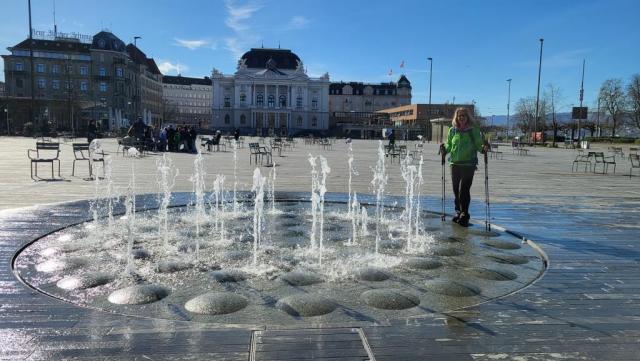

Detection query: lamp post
xmin=4 ymin=106 xmax=8 ymax=135
xmin=506 ymin=78 xmax=512 ymax=138
xmin=534 ymin=38 xmax=544 ymax=145
xmin=578 ymin=59 xmax=585 ymax=141
xmin=427 ymin=57 xmax=434 ymax=141
xmin=133 ymin=36 xmax=141 ymax=47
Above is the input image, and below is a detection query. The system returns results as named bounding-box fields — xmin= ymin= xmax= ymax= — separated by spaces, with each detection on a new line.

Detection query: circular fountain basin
xmin=13 ymin=196 xmax=546 ymax=326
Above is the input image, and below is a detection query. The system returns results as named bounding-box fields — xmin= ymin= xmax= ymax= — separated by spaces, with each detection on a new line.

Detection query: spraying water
xmin=232 ymin=139 xmax=239 ymax=214
xmin=124 ymin=147 xmax=139 ymax=274
xmin=104 ymin=156 xmax=115 ymax=233
xmin=347 ymin=142 xmax=355 ymax=217
xmin=308 ymin=155 xmax=319 ymax=250
xmin=212 ymin=174 xmax=226 ymax=243
xmin=350 ymin=192 xmax=359 ymax=245
xmin=318 ymin=156 xmax=331 ymax=265
xmin=269 ymin=162 xmax=277 ymax=214
xmin=414 ymin=156 xmax=424 ymax=244
xmin=251 ymin=168 xmax=266 ymax=265
xmin=371 ymin=141 xmax=387 ymax=254
xmin=156 ymin=154 xmax=178 ymax=251
xmin=190 ymin=150 xmax=206 ymax=261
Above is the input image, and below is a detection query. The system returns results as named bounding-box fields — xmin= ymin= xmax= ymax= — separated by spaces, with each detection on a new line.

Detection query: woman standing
xmin=439 ymin=108 xmax=489 ymax=227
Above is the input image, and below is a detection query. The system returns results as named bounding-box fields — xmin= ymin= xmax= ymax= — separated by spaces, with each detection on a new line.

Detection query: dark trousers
xmin=451 ymin=165 xmax=476 ymax=215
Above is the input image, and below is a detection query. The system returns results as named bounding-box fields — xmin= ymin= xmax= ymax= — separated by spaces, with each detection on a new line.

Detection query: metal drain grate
xmin=249 ymin=327 xmax=375 ymax=361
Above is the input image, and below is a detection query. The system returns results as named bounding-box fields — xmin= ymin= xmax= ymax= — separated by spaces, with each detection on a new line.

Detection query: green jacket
xmin=444 ymin=126 xmax=484 ymax=166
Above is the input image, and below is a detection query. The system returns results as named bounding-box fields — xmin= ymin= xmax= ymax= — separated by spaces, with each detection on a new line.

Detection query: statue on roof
xmin=295 ymin=59 xmax=304 ymax=73
xmin=237 ymin=57 xmax=247 ymax=70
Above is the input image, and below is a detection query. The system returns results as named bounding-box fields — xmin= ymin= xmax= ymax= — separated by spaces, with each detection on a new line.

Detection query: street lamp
xmin=133 ymin=36 xmax=142 ymax=47
xmin=427 ymin=57 xmax=434 ymax=141
xmin=4 ymin=106 xmax=8 ymax=135
xmin=534 ymin=38 xmax=544 ymax=145
xmin=506 ymin=78 xmax=512 ymax=138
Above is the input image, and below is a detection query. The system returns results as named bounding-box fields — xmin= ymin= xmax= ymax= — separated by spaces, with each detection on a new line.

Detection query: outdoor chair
xmin=319 ymin=138 xmax=332 ymax=150
xmin=249 ymin=142 xmax=272 ymax=165
xmin=630 ymin=154 xmax=640 ymax=177
xmin=592 ymin=152 xmax=616 ymax=174
xmin=572 ymin=153 xmax=591 ymax=173
xmin=28 ymin=142 xmax=61 ymax=180
xmin=489 ymin=144 xmax=503 ymax=160
xmin=629 ymin=147 xmax=639 ymax=157
xmin=610 ymin=146 xmax=625 ymax=159
xmin=72 ymin=143 xmax=106 ymax=179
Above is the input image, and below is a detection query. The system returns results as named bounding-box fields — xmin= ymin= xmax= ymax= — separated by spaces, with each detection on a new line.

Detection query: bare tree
xmin=598 ymin=79 xmax=626 ymax=137
xmin=515 ymin=97 xmax=537 ymax=137
xmin=543 ymin=83 xmax=564 ymax=146
xmin=627 ymin=74 xmax=640 ymax=131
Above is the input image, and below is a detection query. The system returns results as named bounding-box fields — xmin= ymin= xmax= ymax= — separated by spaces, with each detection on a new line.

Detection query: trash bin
xmin=581 ymin=140 xmax=590 ymax=149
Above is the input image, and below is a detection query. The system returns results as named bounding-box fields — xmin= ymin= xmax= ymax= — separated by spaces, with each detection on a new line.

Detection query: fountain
xmin=13 ymin=140 xmax=547 ymax=326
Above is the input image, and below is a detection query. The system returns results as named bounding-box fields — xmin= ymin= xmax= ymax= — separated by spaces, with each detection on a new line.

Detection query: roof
xmin=240 ymin=48 xmax=301 ymax=70
xmin=126 ymin=44 xmax=161 ymax=75
xmin=10 ymin=38 xmax=91 ymax=53
xmin=91 ymin=31 xmax=126 ymax=52
xmin=163 ymin=75 xmax=212 ymax=86
xmin=329 ymin=81 xmax=399 ymax=94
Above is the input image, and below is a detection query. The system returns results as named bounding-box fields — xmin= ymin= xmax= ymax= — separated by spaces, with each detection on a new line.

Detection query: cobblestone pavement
xmin=1 ymin=136 xmax=639 ymax=360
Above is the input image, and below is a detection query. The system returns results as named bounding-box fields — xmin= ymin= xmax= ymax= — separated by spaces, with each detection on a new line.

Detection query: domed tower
xmin=238 ymin=48 xmax=302 ymax=71
xmin=91 ymin=31 xmax=126 ymax=52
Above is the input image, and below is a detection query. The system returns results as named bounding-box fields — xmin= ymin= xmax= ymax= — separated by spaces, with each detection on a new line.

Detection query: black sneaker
xmin=457 ymin=213 xmax=470 ymax=227
xmin=452 ymin=212 xmax=461 ymax=223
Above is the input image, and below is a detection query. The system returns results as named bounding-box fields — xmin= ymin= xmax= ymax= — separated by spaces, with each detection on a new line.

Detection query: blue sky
xmin=1 ymin=0 xmax=638 ymax=116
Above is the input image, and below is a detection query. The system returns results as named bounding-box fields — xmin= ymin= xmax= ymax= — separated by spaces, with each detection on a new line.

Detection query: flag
xmin=400 ymin=60 xmax=405 ymax=68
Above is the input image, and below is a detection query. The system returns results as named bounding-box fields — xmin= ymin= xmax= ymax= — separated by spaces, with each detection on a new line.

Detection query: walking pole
xmin=439 ymin=146 xmax=446 ymax=222
xmin=483 ymin=148 xmax=491 ymax=231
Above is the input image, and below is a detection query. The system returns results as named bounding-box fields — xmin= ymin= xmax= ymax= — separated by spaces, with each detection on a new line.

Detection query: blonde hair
xmin=451 ymin=107 xmax=474 ymax=128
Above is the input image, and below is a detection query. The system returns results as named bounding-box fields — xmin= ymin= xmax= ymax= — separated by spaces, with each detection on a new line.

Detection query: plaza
xmin=1 ymin=136 xmax=639 ymax=360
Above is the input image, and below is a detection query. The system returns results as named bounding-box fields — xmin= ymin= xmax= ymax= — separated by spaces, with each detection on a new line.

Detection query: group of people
xmin=124 ymin=117 xmax=199 ymax=153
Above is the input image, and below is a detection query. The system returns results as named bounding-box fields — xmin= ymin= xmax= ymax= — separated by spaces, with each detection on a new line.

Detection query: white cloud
xmin=225 ymin=0 xmax=262 ymax=32
xmin=285 ymin=16 xmax=310 ymax=30
xmin=518 ymin=49 xmax=591 ymax=68
xmin=157 ymin=60 xmax=189 ymax=75
xmin=174 ymin=38 xmax=216 ymax=50
xmin=223 ymin=0 xmax=263 ymax=59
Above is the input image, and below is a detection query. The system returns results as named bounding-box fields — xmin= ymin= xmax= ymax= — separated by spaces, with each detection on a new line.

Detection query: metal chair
xmin=28 ymin=142 xmax=61 ymax=180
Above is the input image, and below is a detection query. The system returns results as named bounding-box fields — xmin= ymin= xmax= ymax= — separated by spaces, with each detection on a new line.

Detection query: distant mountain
xmin=481 ymin=112 xmax=575 ymax=126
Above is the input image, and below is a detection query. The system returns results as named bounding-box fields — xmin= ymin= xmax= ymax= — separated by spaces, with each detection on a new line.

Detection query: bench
xmin=249 ymin=142 xmax=272 ymax=165
xmin=28 ymin=142 xmax=61 ymax=180
xmin=592 ymin=152 xmax=616 ymax=174
xmin=630 ymin=154 xmax=640 ymax=177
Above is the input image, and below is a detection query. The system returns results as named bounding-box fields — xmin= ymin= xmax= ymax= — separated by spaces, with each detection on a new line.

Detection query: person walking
xmin=439 ymin=107 xmax=489 ymax=227
xmin=87 ymin=119 xmax=98 ymax=144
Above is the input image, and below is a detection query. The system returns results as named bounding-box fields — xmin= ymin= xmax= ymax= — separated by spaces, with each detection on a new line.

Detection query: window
xmin=15 ymin=62 xmax=24 ymax=71
xmin=224 ymin=114 xmax=231 ymax=124
xmin=16 ymin=78 xmax=23 ymax=88
xmin=37 ymin=78 xmax=46 ymax=89
xmin=279 ymin=95 xmax=286 ymax=107
xmin=116 ymin=67 xmax=123 ymax=77
xmin=240 ymin=93 xmax=246 ymax=103
xmin=311 ymin=117 xmax=317 ymax=127
xmin=312 ymin=98 xmax=318 ymax=110
xmin=240 ymin=114 xmax=246 ymax=125
xmin=224 ymin=96 xmax=231 ymax=108
xmin=36 ymin=63 xmax=45 ymax=73
xmin=80 ymin=81 xmax=88 ymax=92
xmin=52 ymin=80 xmax=60 ymax=90
xmin=99 ymin=67 xmax=106 ymax=76
xmin=268 ymin=95 xmax=275 ymax=108
xmin=66 ymin=65 xmax=73 ymax=74
xmin=296 ymin=116 xmax=303 ymax=126
xmin=257 ymin=94 xmax=264 ymax=107
xmin=296 ymin=96 xmax=303 ymax=108
xmin=100 ymin=82 xmax=107 ymax=92
xmin=80 ymin=66 xmax=88 ymax=75
xmin=52 ymin=64 xmax=60 ymax=74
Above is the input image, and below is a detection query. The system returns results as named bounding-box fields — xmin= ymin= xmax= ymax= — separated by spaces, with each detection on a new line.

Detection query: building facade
xmin=378 ymin=103 xmax=475 ymax=141
xmin=162 ymin=75 xmax=212 ymax=127
xmin=211 ymin=48 xmax=330 ymax=135
xmin=126 ymin=44 xmax=163 ymax=126
xmin=1 ymin=30 xmax=160 ymax=134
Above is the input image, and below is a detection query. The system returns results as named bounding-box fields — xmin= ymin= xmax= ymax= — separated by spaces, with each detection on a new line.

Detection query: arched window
xmin=240 ymin=114 xmax=246 ymax=125
xmin=224 ymin=114 xmax=230 ymax=124
xmin=268 ymin=95 xmax=275 ymax=108
xmin=296 ymin=116 xmax=303 ymax=126
xmin=279 ymin=95 xmax=286 ymax=107
xmin=257 ymin=94 xmax=264 ymax=107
